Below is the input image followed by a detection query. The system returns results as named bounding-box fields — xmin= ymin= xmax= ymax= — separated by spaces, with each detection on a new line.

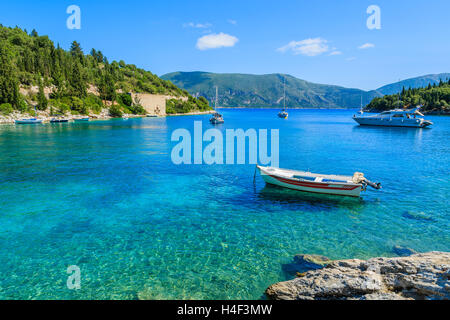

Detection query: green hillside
xmin=366 ymin=80 xmax=450 ymax=113
xmin=0 ymin=25 xmax=210 ymax=116
xmin=375 ymin=73 xmax=450 ymax=95
xmin=161 ymin=72 xmax=380 ymax=108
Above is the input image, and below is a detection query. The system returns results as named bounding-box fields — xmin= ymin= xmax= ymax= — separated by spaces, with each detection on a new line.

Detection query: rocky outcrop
xmin=282 ymin=254 xmax=332 ymax=276
xmin=392 ymin=245 xmax=417 ymax=257
xmin=266 ymin=252 xmax=450 ymax=300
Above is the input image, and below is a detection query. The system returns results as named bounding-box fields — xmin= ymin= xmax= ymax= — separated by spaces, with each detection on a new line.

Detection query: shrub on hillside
xmin=109 ymin=104 xmax=123 ymax=118
xmin=84 ymin=94 xmax=103 ymax=114
xmin=0 ymin=103 xmax=13 ymax=115
xmin=117 ymin=93 xmax=132 ymax=107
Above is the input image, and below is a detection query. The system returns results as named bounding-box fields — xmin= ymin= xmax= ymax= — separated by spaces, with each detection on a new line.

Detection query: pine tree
xmin=70 ymin=61 xmax=86 ymax=98
xmin=37 ymin=79 xmax=48 ymax=110
xmin=0 ymin=43 xmax=20 ymax=108
xmin=70 ymin=41 xmax=84 ymax=65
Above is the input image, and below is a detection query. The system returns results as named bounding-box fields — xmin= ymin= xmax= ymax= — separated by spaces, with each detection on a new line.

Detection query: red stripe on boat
xmin=269 ymin=174 xmax=360 ymax=191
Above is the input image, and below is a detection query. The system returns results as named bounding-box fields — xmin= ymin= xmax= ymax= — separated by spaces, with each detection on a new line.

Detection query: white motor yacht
xmin=353 ymin=106 xmax=433 ymax=128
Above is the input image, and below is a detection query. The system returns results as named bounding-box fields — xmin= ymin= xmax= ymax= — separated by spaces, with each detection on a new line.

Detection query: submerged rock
xmin=266 ymin=252 xmax=450 ymax=300
xmin=392 ymin=245 xmax=418 ymax=257
xmin=282 ymin=254 xmax=332 ymax=276
xmin=402 ymin=211 xmax=434 ymax=222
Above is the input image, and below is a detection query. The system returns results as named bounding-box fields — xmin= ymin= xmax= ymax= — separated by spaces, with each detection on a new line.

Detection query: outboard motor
xmin=353 ymin=172 xmax=382 ymax=190
xmin=364 ymin=179 xmax=382 ymax=190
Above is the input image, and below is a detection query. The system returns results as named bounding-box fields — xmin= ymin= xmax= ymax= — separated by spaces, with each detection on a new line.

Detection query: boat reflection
xmin=352 ymin=124 xmax=425 ymax=147
xmin=256 ymin=184 xmax=364 ymax=209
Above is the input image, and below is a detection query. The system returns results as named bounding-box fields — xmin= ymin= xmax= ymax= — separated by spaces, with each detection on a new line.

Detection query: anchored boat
xmin=210 ymin=86 xmax=224 ymax=124
xmin=74 ymin=117 xmax=90 ymax=122
xmin=15 ymin=107 xmax=43 ymax=124
xmin=257 ymin=165 xmax=381 ymax=197
xmin=50 ymin=117 xmax=69 ymax=123
xmin=15 ymin=118 xmax=43 ymax=124
xmin=353 ymin=106 xmax=433 ymax=128
xmin=278 ymin=77 xmax=288 ymax=119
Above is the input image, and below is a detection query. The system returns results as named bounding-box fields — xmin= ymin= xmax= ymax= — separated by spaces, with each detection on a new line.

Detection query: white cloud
xmin=196 ymin=32 xmax=239 ymax=50
xmin=346 ymin=57 xmax=356 ymax=61
xmin=183 ymin=22 xmax=212 ymax=29
xmin=358 ymin=43 xmax=375 ymax=49
xmin=277 ymin=38 xmax=329 ymax=56
xmin=329 ymin=50 xmax=342 ymax=56
xmin=228 ymin=19 xmax=237 ymax=25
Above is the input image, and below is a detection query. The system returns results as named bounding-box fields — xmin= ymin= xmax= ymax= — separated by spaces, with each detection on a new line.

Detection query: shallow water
xmin=0 ymin=109 xmax=448 ymax=299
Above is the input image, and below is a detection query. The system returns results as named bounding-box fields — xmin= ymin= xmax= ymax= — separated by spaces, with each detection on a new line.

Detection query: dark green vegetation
xmin=366 ymin=80 xmax=450 ymax=113
xmin=162 ymin=72 xmax=380 ymax=108
xmin=0 ymin=25 xmax=210 ymax=116
xmin=374 ymin=73 xmax=450 ymax=95
xmin=166 ymin=96 xmax=210 ymax=114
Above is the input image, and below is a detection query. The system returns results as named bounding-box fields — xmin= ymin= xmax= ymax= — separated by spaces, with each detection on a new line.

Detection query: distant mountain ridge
xmin=374 ymin=73 xmax=450 ymax=95
xmin=161 ymin=71 xmax=450 ymax=108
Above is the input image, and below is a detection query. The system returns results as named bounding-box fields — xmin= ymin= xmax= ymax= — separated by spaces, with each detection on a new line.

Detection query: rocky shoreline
xmin=0 ymin=109 xmax=215 ymax=124
xmin=167 ymin=110 xmax=215 ymax=117
xmin=0 ymin=109 xmax=113 ymax=124
xmin=266 ymin=251 xmax=450 ymax=300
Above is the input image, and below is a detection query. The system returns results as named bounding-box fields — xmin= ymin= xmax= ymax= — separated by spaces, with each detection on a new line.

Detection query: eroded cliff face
xmin=266 ymin=252 xmax=450 ymax=300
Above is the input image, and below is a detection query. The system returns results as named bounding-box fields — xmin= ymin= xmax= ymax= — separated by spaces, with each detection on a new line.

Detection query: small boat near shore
xmin=257 ymin=165 xmax=381 ymax=197
xmin=278 ymin=77 xmax=289 ymax=119
xmin=353 ymin=106 xmax=433 ymax=128
xmin=278 ymin=111 xmax=288 ymax=119
xmin=210 ymin=112 xmax=224 ymax=124
xmin=210 ymin=86 xmax=224 ymax=124
xmin=50 ymin=117 xmax=69 ymax=123
xmin=15 ymin=118 xmax=43 ymax=124
xmin=74 ymin=117 xmax=90 ymax=122
xmin=15 ymin=106 xmax=43 ymax=124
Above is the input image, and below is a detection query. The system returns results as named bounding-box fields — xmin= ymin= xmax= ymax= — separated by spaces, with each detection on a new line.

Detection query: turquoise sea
xmin=0 ymin=109 xmax=448 ymax=299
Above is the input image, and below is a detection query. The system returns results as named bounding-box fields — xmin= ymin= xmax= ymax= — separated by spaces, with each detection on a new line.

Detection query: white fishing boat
xmin=210 ymin=86 xmax=224 ymax=124
xmin=257 ymin=165 xmax=381 ymax=197
xmin=353 ymin=106 xmax=433 ymax=128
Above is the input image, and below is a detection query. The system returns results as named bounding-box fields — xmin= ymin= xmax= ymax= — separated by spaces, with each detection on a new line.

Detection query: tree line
xmin=366 ymin=79 xmax=450 ymax=113
xmin=0 ymin=25 xmax=211 ymax=116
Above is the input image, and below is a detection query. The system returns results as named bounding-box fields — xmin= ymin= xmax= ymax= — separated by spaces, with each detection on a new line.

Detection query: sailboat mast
xmin=283 ymin=77 xmax=286 ymax=111
xmin=215 ymin=86 xmax=218 ymax=110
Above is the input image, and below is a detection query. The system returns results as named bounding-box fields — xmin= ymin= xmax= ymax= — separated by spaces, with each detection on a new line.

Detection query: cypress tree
xmin=37 ymin=79 xmax=48 ymax=110
xmin=0 ymin=42 xmax=20 ymax=108
xmin=70 ymin=61 xmax=86 ymax=98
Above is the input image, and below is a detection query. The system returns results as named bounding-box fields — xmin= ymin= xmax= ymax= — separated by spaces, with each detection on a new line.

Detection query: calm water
xmin=0 ymin=109 xmax=448 ymax=299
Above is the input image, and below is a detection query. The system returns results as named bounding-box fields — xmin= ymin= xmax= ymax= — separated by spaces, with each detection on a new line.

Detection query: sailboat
xmin=278 ymin=77 xmax=288 ymax=119
xmin=210 ymin=86 xmax=224 ymax=124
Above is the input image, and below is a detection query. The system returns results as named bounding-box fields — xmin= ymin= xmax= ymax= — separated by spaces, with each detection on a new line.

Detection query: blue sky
xmin=0 ymin=0 xmax=449 ymax=90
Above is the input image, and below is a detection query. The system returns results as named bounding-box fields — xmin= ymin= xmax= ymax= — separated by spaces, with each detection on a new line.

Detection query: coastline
xmin=217 ymin=107 xmax=356 ymax=110
xmin=0 ymin=109 xmax=215 ymax=124
xmin=266 ymin=251 xmax=450 ymax=300
xmin=166 ymin=110 xmax=215 ymax=117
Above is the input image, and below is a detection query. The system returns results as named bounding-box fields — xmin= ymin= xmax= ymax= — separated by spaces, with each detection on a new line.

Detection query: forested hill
xmin=375 ymin=73 xmax=450 ymax=95
xmin=366 ymin=80 xmax=450 ymax=113
xmin=0 ymin=25 xmax=210 ymax=116
xmin=161 ymin=72 xmax=380 ymax=108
